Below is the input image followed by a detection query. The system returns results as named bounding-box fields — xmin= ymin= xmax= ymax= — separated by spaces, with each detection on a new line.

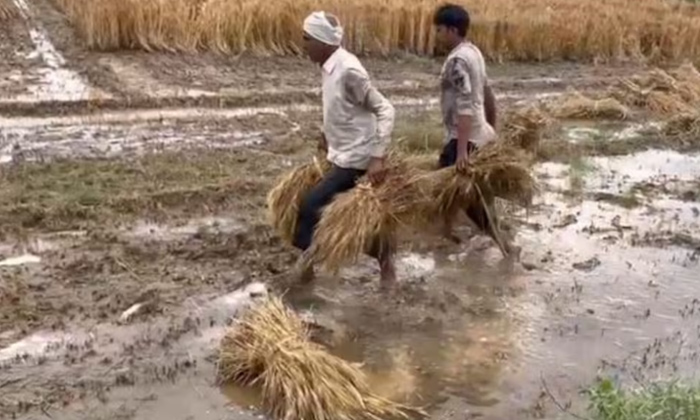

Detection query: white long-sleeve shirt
xmin=321 ymin=48 xmax=395 ymax=170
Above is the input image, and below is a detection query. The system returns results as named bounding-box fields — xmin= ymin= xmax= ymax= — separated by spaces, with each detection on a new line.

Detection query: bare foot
xmin=442 ymin=225 xmax=462 ymax=244
xmin=293 ymin=252 xmax=315 ymax=284
xmin=504 ymin=243 xmax=522 ymax=262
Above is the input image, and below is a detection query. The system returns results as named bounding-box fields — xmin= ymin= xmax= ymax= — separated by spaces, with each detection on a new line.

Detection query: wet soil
xmin=2 ymin=1 xmax=700 ymax=420
xmin=2 ymin=123 xmax=700 ymax=420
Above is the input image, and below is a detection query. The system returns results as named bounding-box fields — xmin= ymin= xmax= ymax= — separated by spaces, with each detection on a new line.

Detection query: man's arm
xmin=450 ymin=58 xmax=475 ymax=163
xmin=344 ymin=69 xmax=395 ymax=158
xmin=484 ymin=82 xmax=497 ymax=128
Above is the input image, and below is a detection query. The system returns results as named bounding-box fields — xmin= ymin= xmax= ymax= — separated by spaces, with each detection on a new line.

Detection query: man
xmin=433 ymin=3 xmax=519 ymax=258
xmin=292 ymin=11 xmax=398 ymax=288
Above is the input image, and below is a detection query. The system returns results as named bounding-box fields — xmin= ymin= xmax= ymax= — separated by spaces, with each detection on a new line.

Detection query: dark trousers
xmin=438 ymin=139 xmax=495 ymax=233
xmin=293 ymin=165 xmax=389 ymax=259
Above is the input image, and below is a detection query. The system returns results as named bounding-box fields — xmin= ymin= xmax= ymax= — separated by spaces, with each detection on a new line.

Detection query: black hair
xmin=433 ymin=3 xmax=470 ymax=37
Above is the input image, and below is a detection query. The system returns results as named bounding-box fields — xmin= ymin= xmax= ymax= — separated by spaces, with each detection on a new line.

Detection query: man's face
xmin=434 ymin=25 xmax=457 ymax=53
xmin=303 ymin=33 xmax=324 ymax=64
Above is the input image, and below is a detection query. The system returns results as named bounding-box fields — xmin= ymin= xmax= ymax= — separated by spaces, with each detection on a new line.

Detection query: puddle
xmin=122 ymin=217 xmax=246 ymax=241
xmin=186 ymin=282 xmax=269 ymax=328
xmin=0 ymin=330 xmax=90 ymax=364
xmin=0 ymin=122 xmax=276 ymax=163
xmin=498 ymin=189 xmax=700 ymax=414
xmin=245 ymin=251 xmax=521 ymax=413
xmin=527 ymin=191 xmax=699 ymax=245
xmin=0 ymin=232 xmax=86 ymax=264
xmin=5 ymin=0 xmax=99 ymax=104
xmin=589 ymin=150 xmax=700 ymax=195
xmin=536 ymin=150 xmax=700 ymax=200
xmin=0 ymin=107 xmax=298 ymax=129
xmin=1 ymin=281 xmax=268 ymax=367
xmin=561 ymin=120 xmax=661 ymax=143
xmin=0 ymin=253 xmax=41 ymax=267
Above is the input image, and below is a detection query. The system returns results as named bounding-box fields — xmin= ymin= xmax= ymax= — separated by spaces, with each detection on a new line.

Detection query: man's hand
xmin=318 ymin=132 xmax=327 ymax=152
xmin=455 ymin=151 xmax=469 ymax=173
xmin=366 ymin=157 xmax=387 ymax=186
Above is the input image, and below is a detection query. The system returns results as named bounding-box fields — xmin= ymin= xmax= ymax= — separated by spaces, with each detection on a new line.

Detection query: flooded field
xmin=2 ymin=1 xmax=700 ymax=420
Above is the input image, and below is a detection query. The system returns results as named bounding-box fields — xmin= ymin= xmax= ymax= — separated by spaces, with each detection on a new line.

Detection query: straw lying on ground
xmin=266 ymin=155 xmax=331 ymax=245
xmin=612 ymin=63 xmax=700 ymax=116
xmin=217 ymin=295 xmax=425 ymax=420
xmin=551 ymin=91 xmax=630 ymax=120
xmin=310 ymin=158 xmax=428 ymax=273
xmin=1 ymin=0 xmax=17 ymax=20
xmin=501 ymin=105 xmax=550 ymax=153
xmin=52 ymin=0 xmax=700 ymax=64
xmin=663 ymin=113 xmax=700 ymax=137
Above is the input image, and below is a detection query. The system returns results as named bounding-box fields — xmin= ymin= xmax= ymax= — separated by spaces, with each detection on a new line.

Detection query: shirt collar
xmin=322 ymin=48 xmax=344 ymax=75
xmin=447 ymin=41 xmax=468 ymax=58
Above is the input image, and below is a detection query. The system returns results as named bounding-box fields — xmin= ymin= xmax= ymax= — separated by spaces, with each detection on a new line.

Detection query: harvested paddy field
xmin=2 ymin=0 xmax=700 ymax=419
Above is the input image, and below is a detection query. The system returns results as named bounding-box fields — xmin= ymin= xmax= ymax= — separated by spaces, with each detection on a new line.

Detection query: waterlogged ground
xmin=2 ymin=1 xmax=700 ymax=419
xmin=2 ymin=100 xmax=700 ymax=420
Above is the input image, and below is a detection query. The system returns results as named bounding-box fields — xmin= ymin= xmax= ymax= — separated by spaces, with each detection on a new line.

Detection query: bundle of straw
xmin=551 ymin=91 xmax=630 ymax=120
xmin=267 ymin=155 xmax=331 ymax=245
xmin=671 ymin=62 xmax=700 ymax=105
xmin=413 ymin=141 xmax=537 ymax=224
xmin=501 ymin=105 xmax=550 ymax=153
xmin=217 ymin=295 xmax=424 ymax=420
xmin=310 ymin=158 xmax=427 ymax=273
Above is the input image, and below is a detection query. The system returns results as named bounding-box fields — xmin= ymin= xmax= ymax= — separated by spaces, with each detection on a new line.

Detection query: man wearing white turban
xmin=293 ymin=11 xmax=397 ymax=289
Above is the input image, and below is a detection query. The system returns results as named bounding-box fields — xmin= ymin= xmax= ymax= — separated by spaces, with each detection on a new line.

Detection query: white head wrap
xmin=303 ymin=11 xmax=344 ymax=46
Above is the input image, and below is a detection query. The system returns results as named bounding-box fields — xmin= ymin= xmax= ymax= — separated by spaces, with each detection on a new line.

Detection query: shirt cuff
xmin=369 ymin=137 xmax=390 ymax=158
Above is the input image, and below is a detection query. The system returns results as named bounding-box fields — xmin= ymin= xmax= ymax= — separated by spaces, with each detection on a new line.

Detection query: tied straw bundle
xmin=310 ymin=157 xmax=429 ymax=273
xmin=414 ymin=141 xmax=537 ymax=224
xmin=217 ymin=295 xmax=425 ymax=420
xmin=266 ymin=154 xmax=331 ymax=245
xmin=550 ymin=91 xmax=630 ymax=120
xmin=500 ymin=105 xmax=551 ymax=153
xmin=310 ymin=143 xmax=536 ymax=271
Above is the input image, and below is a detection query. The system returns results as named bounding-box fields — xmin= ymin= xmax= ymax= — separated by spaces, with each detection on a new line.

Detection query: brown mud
xmin=2 ymin=1 xmax=700 ymax=420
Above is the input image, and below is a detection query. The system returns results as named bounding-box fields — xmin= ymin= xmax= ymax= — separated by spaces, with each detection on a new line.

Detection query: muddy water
xmin=0 ymin=116 xmax=288 ymax=163
xmin=0 ymin=89 xmax=568 ymax=164
xmin=486 ymin=151 xmax=700 ymax=418
xmin=1 ymin=100 xmax=699 ymax=420
xmin=220 ymin=249 xmax=519 ymax=414
xmin=218 ymin=148 xmax=700 ymax=419
xmin=560 ymin=120 xmax=662 ymax=143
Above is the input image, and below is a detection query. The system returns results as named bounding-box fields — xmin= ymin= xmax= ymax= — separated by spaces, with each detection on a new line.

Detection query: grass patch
xmin=0 ymin=149 xmax=280 ymax=235
xmin=567 ymin=156 xmax=595 ymax=195
xmin=393 ymin=112 xmax=443 ymax=154
xmin=590 ymin=191 xmax=642 ymax=209
xmin=587 ymin=378 xmax=700 ymax=420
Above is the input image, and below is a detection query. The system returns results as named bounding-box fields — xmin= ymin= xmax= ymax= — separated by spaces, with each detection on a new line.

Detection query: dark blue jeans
xmin=438 ymin=139 xmax=493 ymax=233
xmin=293 ymin=164 xmax=389 ymax=259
